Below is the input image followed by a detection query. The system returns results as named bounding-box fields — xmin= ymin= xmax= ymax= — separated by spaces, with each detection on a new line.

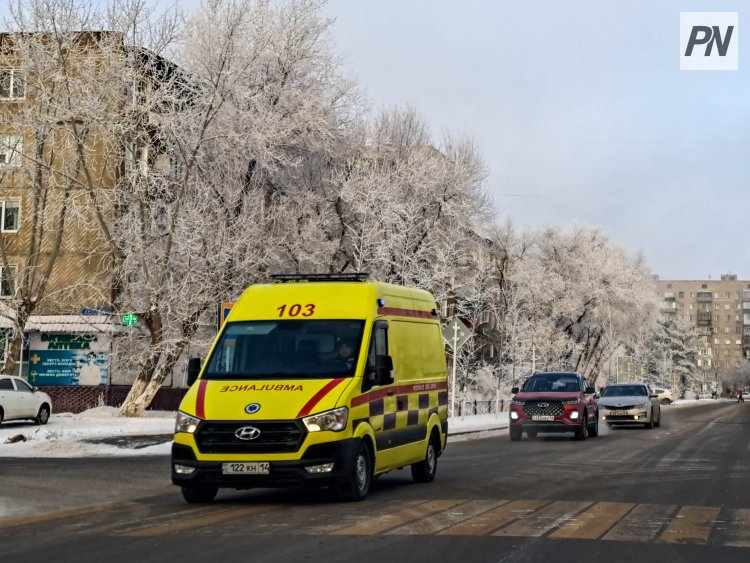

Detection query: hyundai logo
xmin=538 ymin=402 xmax=549 ymax=408
xmin=235 ymin=426 xmax=261 ymax=441
xmin=245 ymin=403 xmax=261 ymax=415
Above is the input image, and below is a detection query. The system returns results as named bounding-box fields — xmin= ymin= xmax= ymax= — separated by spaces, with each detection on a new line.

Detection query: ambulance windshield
xmin=203 ymin=320 xmax=365 ymax=379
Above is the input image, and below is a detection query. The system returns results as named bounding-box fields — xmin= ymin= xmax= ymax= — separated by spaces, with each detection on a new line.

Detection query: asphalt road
xmin=1 ymin=401 xmax=749 ymax=563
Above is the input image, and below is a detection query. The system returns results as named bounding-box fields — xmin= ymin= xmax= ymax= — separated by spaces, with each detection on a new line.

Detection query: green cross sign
xmin=122 ymin=313 xmax=139 ymax=327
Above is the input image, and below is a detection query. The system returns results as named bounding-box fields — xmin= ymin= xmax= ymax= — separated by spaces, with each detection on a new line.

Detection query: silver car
xmin=599 ymin=383 xmax=661 ymax=428
xmin=0 ymin=376 xmax=52 ymax=425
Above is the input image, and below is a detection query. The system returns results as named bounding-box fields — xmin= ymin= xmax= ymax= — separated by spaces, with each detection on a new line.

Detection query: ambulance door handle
xmin=386 ymin=390 xmax=394 ymax=396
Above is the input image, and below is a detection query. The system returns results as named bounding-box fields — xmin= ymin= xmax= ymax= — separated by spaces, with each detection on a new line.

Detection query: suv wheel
xmin=587 ymin=411 xmax=599 ymax=437
xmin=575 ymin=417 xmax=588 ymax=441
xmin=660 ymin=398 xmax=671 ymax=405
xmin=509 ymin=427 xmax=522 ymax=441
xmin=338 ymin=440 xmax=372 ymax=501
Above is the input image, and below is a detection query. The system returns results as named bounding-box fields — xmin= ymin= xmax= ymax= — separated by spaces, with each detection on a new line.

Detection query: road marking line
xmin=721 ymin=508 xmax=750 ymax=547
xmin=439 ymin=499 xmax=548 ymax=536
xmin=332 ymin=500 xmax=463 ymax=535
xmin=550 ymin=502 xmax=635 ymax=540
xmin=658 ymin=505 xmax=720 ymax=544
xmin=385 ymin=500 xmax=502 ymax=535
xmin=119 ymin=505 xmax=274 ymax=537
xmin=297 ymin=501 xmax=405 ymax=535
xmin=494 ymin=501 xmax=592 ymax=537
xmin=0 ymin=501 xmax=139 ymax=529
xmin=603 ymin=503 xmax=678 ymax=542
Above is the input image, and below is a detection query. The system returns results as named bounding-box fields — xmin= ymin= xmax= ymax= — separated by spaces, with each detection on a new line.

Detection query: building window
xmin=689 ymin=304 xmax=694 ymax=310
xmin=679 ymin=303 xmax=684 ymax=309
xmin=725 ymin=327 xmax=730 ymax=333
xmin=690 ymin=315 xmax=695 ymax=321
xmin=679 ymin=291 xmax=684 ymax=298
xmin=1 ymin=200 xmax=19 ymax=232
xmin=726 ymin=315 xmax=731 ymax=322
xmin=714 ymin=303 xmax=720 ymax=310
xmin=0 ymin=69 xmax=25 ymax=100
xmin=725 ymin=304 xmax=731 ymax=310
xmin=702 ymin=284 xmax=708 ymax=289
xmin=726 ymin=292 xmax=731 ymax=299
xmin=0 ymin=135 xmax=23 ymax=167
xmin=0 ymin=265 xmax=15 ymax=297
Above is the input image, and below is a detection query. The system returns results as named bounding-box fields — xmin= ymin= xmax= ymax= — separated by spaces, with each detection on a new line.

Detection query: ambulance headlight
xmin=175 ymin=411 xmax=201 ymax=434
xmin=303 ymin=407 xmax=348 ymax=432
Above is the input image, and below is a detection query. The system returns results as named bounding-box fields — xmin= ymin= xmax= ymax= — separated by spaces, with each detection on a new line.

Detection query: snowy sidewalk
xmin=0 ymin=398 xmax=723 ymax=458
xmin=0 ymin=407 xmax=510 ymax=458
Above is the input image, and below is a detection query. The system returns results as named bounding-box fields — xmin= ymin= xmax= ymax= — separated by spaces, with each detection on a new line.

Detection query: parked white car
xmin=0 ymin=376 xmax=52 ymax=425
xmin=653 ymin=388 xmax=675 ymax=405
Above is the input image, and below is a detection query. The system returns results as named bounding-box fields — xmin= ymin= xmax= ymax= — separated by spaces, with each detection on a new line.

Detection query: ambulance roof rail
xmin=271 ymin=273 xmax=370 ymax=283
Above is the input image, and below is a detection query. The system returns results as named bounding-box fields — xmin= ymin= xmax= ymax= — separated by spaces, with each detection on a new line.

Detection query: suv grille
xmin=195 ymin=420 xmax=305 ymax=454
xmin=523 ymin=401 xmax=564 ymax=417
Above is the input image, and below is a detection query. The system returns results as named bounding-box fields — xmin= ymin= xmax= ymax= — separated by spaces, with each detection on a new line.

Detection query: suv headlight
xmin=175 ymin=411 xmax=201 ymax=433
xmin=511 ymin=399 xmax=526 ymax=406
xmin=303 ymin=407 xmax=348 ymax=432
xmin=562 ymin=398 xmax=580 ymax=405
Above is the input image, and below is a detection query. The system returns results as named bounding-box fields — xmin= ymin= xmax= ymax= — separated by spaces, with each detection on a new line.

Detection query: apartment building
xmin=1 ymin=31 xmax=175 ymax=385
xmin=656 ymin=274 xmax=750 ymax=379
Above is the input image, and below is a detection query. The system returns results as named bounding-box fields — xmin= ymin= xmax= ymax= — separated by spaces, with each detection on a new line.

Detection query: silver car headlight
xmin=175 ymin=411 xmax=201 ymax=433
xmin=302 ymin=407 xmax=348 ymax=432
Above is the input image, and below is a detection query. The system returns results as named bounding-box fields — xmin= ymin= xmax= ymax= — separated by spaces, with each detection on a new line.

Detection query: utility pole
xmin=532 ymin=343 xmax=536 ymax=373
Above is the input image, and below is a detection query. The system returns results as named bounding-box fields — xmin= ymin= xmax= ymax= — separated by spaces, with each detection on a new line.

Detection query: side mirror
xmin=32 ymin=386 xmax=39 ymax=392
xmin=187 ymin=357 xmax=202 ymax=386
xmin=511 ymin=387 xmax=519 ymax=395
xmin=585 ymin=387 xmax=596 ymax=395
xmin=374 ymin=354 xmax=393 ymax=386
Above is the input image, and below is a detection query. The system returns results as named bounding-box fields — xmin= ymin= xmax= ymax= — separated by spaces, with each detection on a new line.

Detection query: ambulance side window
xmin=363 ymin=322 xmax=388 ymax=391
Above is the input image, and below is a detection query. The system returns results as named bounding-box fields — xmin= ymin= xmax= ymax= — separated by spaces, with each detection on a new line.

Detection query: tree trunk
xmin=119 ymin=308 xmax=164 ymax=416
xmin=120 ymin=309 xmax=203 ymax=417
xmin=2 ymin=302 xmax=31 ymax=376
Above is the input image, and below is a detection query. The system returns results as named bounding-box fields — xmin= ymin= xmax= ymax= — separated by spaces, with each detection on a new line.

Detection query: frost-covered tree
xmin=1 ymin=1 xmax=128 ymax=374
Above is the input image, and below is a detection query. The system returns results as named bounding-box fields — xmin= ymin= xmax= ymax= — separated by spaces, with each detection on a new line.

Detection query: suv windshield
xmin=601 ymin=385 xmax=648 ymax=397
xmin=204 ymin=320 xmax=365 ymax=379
xmin=521 ymin=373 xmax=581 ymax=393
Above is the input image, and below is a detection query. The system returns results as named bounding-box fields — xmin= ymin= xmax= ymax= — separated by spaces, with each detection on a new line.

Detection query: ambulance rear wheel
xmin=181 ymin=486 xmax=218 ymax=504
xmin=411 ymin=433 xmax=439 ymax=483
xmin=338 ymin=441 xmax=372 ymax=501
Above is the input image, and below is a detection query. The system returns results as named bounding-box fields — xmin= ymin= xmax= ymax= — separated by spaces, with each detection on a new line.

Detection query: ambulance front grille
xmin=195 ymin=420 xmax=306 ymax=454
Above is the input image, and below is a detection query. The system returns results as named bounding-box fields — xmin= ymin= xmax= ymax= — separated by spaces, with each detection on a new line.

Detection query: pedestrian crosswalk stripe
xmin=659 ymin=505 xmax=721 ymax=544
xmin=494 ymin=500 xmax=592 ymax=537
xmin=331 ymin=500 xmax=463 ymax=535
xmin=720 ymin=508 xmax=750 ymax=547
xmin=603 ymin=503 xmax=678 ymax=542
xmin=550 ymin=502 xmax=636 ymax=540
xmin=385 ymin=499 xmax=504 ymax=535
xmin=119 ymin=504 xmax=275 ymax=537
xmin=438 ymin=499 xmax=547 ymax=536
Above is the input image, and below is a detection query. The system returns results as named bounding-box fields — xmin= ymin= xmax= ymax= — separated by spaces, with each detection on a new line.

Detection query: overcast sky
xmin=139 ymin=0 xmax=749 ymax=279
xmin=322 ymin=0 xmax=750 ymax=280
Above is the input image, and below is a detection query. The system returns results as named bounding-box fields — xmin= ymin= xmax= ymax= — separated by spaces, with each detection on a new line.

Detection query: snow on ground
xmin=0 ymin=407 xmax=174 ymax=458
xmin=0 ymin=398 xmax=737 ymax=458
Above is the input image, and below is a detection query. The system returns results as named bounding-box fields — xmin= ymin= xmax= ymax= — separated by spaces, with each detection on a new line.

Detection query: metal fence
xmin=452 ymin=398 xmax=507 ymax=416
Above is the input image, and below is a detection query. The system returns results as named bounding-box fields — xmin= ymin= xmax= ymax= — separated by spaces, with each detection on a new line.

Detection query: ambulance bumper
xmin=171 ymin=439 xmax=360 ymax=490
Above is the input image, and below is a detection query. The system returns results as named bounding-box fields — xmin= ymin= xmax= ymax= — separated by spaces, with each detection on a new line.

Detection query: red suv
xmin=509 ymin=372 xmax=599 ymax=441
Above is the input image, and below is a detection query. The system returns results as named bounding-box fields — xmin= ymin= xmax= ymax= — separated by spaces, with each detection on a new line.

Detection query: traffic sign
xmin=442 ymin=317 xmax=472 ymax=350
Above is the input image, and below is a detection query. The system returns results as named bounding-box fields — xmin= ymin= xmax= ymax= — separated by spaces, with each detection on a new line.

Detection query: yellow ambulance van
xmin=172 ymin=273 xmax=449 ymax=502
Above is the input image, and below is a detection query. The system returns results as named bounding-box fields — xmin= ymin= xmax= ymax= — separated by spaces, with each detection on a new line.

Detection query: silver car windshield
xmin=601 ymin=385 xmax=648 ymax=397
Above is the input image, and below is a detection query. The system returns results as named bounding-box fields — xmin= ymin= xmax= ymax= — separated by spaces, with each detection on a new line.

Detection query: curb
xmin=448 ymin=425 xmax=509 ymax=437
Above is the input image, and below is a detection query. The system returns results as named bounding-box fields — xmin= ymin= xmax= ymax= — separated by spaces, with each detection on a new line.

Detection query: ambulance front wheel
xmin=411 ymin=432 xmax=439 ymax=483
xmin=181 ymin=485 xmax=218 ymax=504
xmin=337 ymin=440 xmax=372 ymax=501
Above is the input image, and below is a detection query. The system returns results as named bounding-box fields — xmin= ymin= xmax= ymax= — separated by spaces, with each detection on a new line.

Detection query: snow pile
xmin=0 ymin=407 xmax=175 ymax=458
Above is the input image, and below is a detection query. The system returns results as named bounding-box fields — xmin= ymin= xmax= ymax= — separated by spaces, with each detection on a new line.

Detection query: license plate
xmin=531 ymin=415 xmax=554 ymax=421
xmin=222 ymin=462 xmax=270 ymax=475
xmin=611 ymin=410 xmax=627 ymax=416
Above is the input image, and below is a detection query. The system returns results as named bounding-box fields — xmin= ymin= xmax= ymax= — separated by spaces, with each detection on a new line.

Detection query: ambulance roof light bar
xmin=271 ymin=273 xmax=370 ymax=283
